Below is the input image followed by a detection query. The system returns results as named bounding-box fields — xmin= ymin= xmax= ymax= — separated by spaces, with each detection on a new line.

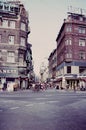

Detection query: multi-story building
xmin=0 ymin=0 xmax=32 ymax=89
xmin=48 ymin=48 xmax=57 ymax=83
xmin=56 ymin=11 xmax=86 ymax=89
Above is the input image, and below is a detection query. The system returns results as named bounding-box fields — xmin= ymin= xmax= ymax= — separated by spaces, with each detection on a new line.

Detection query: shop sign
xmin=0 ymin=69 xmax=17 ymax=74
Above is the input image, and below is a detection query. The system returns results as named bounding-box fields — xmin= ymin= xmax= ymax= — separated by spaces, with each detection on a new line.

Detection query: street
xmin=0 ymin=89 xmax=86 ymax=130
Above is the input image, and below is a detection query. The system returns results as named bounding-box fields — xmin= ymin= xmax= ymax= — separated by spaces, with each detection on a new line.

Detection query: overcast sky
xmin=21 ymin=0 xmax=86 ymax=76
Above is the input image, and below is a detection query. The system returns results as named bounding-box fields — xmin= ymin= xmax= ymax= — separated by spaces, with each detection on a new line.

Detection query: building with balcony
xmin=56 ymin=11 xmax=86 ymax=89
xmin=0 ymin=0 xmax=32 ymax=89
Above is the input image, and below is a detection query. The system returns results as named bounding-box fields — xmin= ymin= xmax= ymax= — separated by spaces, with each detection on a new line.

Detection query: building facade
xmin=48 ymin=49 xmax=57 ymax=83
xmin=56 ymin=12 xmax=86 ymax=89
xmin=0 ymin=0 xmax=32 ymax=89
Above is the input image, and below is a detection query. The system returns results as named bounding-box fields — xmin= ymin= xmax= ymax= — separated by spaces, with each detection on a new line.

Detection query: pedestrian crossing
xmin=0 ymin=98 xmax=59 ymax=112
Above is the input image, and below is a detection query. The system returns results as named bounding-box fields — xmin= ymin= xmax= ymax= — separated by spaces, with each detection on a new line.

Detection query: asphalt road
xmin=0 ymin=89 xmax=86 ymax=130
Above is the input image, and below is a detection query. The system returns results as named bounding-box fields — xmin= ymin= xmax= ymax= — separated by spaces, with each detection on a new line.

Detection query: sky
xmin=21 ymin=0 xmax=86 ymax=76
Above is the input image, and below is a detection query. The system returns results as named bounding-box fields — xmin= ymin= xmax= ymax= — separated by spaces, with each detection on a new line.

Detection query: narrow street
xmin=0 ymin=89 xmax=86 ymax=130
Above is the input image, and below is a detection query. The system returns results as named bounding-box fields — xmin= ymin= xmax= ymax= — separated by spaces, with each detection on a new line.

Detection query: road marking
xmin=45 ymin=95 xmax=52 ymax=97
xmin=36 ymin=98 xmax=48 ymax=100
xmin=25 ymin=104 xmax=34 ymax=107
xmin=38 ymin=102 xmax=46 ymax=105
xmin=10 ymin=107 xmax=19 ymax=110
xmin=47 ymin=101 xmax=59 ymax=103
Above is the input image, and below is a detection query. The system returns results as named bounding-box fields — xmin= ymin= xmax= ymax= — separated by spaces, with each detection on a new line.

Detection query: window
xmin=79 ymin=67 xmax=86 ymax=73
xmin=79 ymin=27 xmax=85 ymax=34
xmin=7 ymin=52 xmax=15 ymax=63
xmin=10 ymin=6 xmax=14 ymax=12
xmin=0 ymin=4 xmax=3 ymax=10
xmin=19 ymin=58 xmax=24 ymax=65
xmin=19 ymin=54 xmax=24 ymax=65
xmin=21 ymin=22 xmax=26 ymax=31
xmin=67 ymin=66 xmax=71 ymax=73
xmin=66 ymin=53 xmax=72 ymax=58
xmin=0 ymin=51 xmax=1 ymax=58
xmin=20 ymin=37 xmax=25 ymax=46
xmin=65 ymin=39 xmax=72 ymax=45
xmin=79 ymin=39 xmax=85 ymax=46
xmin=9 ymin=21 xmax=15 ymax=29
xmin=2 ymin=20 xmax=8 ymax=28
xmin=66 ymin=25 xmax=72 ymax=32
xmin=9 ymin=36 xmax=14 ymax=45
xmin=79 ymin=51 xmax=85 ymax=59
xmin=0 ymin=35 xmax=1 ymax=43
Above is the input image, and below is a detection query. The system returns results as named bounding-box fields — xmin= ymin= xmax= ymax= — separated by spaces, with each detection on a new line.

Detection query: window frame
xmin=19 ymin=54 xmax=24 ymax=65
xmin=21 ymin=22 xmax=26 ymax=31
xmin=0 ymin=35 xmax=2 ymax=43
xmin=65 ymin=38 xmax=72 ymax=45
xmin=66 ymin=53 xmax=72 ymax=58
xmin=66 ymin=25 xmax=72 ymax=32
xmin=79 ymin=51 xmax=85 ymax=59
xmin=9 ymin=20 xmax=16 ymax=29
xmin=2 ymin=20 xmax=8 ymax=28
xmin=8 ymin=35 xmax=15 ymax=45
xmin=20 ymin=37 xmax=26 ymax=47
xmin=7 ymin=51 xmax=15 ymax=63
xmin=79 ymin=39 xmax=85 ymax=46
xmin=79 ymin=27 xmax=85 ymax=34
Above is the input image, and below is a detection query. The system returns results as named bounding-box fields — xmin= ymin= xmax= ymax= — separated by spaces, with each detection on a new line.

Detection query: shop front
xmin=0 ymin=67 xmax=28 ymax=91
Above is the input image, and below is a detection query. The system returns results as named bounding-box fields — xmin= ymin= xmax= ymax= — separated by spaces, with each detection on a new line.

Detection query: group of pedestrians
xmin=31 ymin=82 xmax=52 ymax=92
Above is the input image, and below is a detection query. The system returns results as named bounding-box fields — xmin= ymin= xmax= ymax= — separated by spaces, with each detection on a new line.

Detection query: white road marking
xmin=38 ymin=102 xmax=46 ymax=105
xmin=25 ymin=104 xmax=34 ymax=107
xmin=10 ymin=107 xmax=19 ymax=110
xmin=36 ymin=98 xmax=48 ymax=100
xmin=45 ymin=95 xmax=52 ymax=97
xmin=47 ymin=100 xmax=59 ymax=103
xmin=1 ymin=100 xmax=59 ymax=111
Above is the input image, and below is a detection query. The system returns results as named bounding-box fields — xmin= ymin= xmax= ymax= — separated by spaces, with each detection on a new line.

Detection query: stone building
xmin=0 ymin=0 xmax=32 ymax=89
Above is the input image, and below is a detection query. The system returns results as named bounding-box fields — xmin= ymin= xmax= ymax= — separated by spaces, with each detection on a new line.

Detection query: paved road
xmin=0 ymin=89 xmax=86 ymax=130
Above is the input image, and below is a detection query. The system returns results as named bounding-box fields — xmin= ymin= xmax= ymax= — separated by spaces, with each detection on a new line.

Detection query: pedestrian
xmin=3 ymin=82 xmax=7 ymax=90
xmin=32 ymin=83 xmax=35 ymax=91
